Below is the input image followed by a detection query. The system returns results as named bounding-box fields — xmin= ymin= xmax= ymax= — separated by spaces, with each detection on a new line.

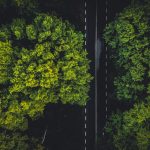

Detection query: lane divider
xmin=104 ymin=0 xmax=108 ymax=135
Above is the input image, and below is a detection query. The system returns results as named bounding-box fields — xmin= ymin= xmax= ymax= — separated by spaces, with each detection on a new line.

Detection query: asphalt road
xmin=28 ymin=1 xmax=131 ymax=150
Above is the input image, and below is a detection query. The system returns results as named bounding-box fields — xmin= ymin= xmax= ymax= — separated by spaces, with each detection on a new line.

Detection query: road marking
xmin=105 ymin=61 xmax=108 ymax=67
xmin=42 ymin=128 xmax=47 ymax=144
xmin=106 ymin=16 xmax=108 ymax=22
xmin=102 ymin=132 xmax=105 ymax=136
xmin=105 ymin=0 xmax=108 ymax=134
xmin=106 ymin=84 xmax=108 ymax=89
xmin=106 ymin=54 xmax=108 ymax=59
xmin=106 ymin=7 xmax=108 ymax=14
xmin=105 ymin=91 xmax=108 ymax=97
xmin=105 ymin=76 xmax=107 ymax=82
xmin=85 ymin=115 xmax=87 ymax=121
xmin=85 ymin=123 xmax=87 ymax=129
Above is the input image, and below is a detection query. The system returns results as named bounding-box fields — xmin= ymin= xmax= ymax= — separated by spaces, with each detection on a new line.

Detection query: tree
xmin=0 ymin=13 xmax=92 ymax=130
xmin=103 ymin=1 xmax=150 ymax=149
xmin=105 ymin=102 xmax=150 ymax=150
xmin=103 ymin=1 xmax=150 ymax=102
xmin=0 ymin=131 xmax=45 ymax=150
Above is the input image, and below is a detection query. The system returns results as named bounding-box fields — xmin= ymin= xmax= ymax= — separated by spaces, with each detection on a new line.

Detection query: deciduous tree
xmin=105 ymin=102 xmax=150 ymax=150
xmin=104 ymin=2 xmax=150 ymax=102
xmin=0 ymin=13 xmax=92 ymax=130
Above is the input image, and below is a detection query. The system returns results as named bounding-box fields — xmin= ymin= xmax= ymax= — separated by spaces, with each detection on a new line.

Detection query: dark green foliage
xmin=103 ymin=1 xmax=150 ymax=149
xmin=0 ymin=132 xmax=29 ymax=150
xmin=0 ymin=0 xmax=38 ymax=22
xmin=0 ymin=131 xmax=45 ymax=150
xmin=105 ymin=102 xmax=150 ymax=150
xmin=0 ymin=14 xmax=92 ymax=130
xmin=104 ymin=3 xmax=150 ymax=102
xmin=0 ymin=0 xmax=38 ymax=10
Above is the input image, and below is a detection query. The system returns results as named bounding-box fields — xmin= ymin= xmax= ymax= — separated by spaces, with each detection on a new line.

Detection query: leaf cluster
xmin=0 ymin=14 xmax=92 ymax=130
xmin=105 ymin=102 xmax=150 ymax=150
xmin=103 ymin=2 xmax=150 ymax=149
xmin=0 ymin=131 xmax=45 ymax=150
xmin=104 ymin=3 xmax=150 ymax=102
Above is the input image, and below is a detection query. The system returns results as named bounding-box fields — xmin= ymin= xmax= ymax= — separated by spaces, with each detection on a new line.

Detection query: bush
xmin=0 ymin=13 xmax=92 ymax=130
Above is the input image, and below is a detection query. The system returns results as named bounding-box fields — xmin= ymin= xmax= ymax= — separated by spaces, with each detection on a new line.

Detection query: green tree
xmin=0 ymin=131 xmax=45 ymax=150
xmin=0 ymin=13 xmax=92 ymax=130
xmin=103 ymin=1 xmax=150 ymax=149
xmin=105 ymin=102 xmax=150 ymax=150
xmin=104 ymin=2 xmax=150 ymax=102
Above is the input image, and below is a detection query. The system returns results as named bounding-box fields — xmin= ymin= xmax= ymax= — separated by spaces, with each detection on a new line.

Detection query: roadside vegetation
xmin=103 ymin=0 xmax=150 ymax=149
xmin=0 ymin=0 xmax=92 ymax=149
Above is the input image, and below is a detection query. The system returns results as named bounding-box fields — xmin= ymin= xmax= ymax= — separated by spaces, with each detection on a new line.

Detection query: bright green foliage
xmin=11 ymin=19 xmax=26 ymax=40
xmin=103 ymin=3 xmax=150 ymax=102
xmin=105 ymin=102 xmax=150 ymax=150
xmin=0 ymin=14 xmax=92 ymax=130
xmin=0 ymin=131 xmax=45 ymax=150
xmin=0 ymin=41 xmax=13 ymax=84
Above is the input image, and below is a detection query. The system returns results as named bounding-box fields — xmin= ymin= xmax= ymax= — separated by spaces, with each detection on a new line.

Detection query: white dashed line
xmin=85 ymin=115 xmax=87 ymax=121
xmin=104 ymin=0 xmax=108 ymax=136
xmin=105 ymin=61 xmax=108 ymax=67
xmin=85 ymin=17 xmax=87 ymax=23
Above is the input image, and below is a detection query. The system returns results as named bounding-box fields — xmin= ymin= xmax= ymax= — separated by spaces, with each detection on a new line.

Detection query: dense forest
xmin=0 ymin=0 xmax=150 ymax=150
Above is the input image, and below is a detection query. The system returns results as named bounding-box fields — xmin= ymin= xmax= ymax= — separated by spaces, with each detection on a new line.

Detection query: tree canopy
xmin=0 ymin=13 xmax=92 ymax=130
xmin=104 ymin=2 xmax=150 ymax=102
xmin=103 ymin=1 xmax=150 ymax=149
xmin=0 ymin=131 xmax=44 ymax=150
xmin=105 ymin=102 xmax=150 ymax=150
